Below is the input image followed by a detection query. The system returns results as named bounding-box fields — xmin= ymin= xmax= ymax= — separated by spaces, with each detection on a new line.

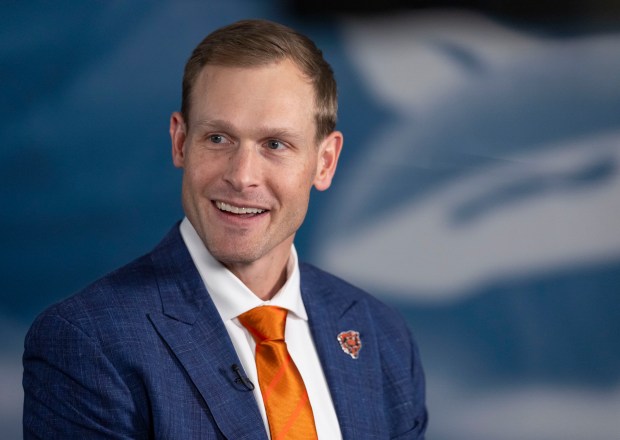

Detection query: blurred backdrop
xmin=2 ymin=1 xmax=620 ymax=439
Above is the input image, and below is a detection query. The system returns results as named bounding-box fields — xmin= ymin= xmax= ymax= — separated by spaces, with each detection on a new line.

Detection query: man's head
xmin=181 ymin=19 xmax=338 ymax=142
xmin=170 ymin=20 xmax=343 ymax=296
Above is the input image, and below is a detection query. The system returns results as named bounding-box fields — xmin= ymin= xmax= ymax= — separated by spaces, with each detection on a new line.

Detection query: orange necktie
xmin=238 ymin=306 xmax=318 ymax=440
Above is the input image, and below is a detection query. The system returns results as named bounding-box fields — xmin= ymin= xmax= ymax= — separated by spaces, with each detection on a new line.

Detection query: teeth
xmin=216 ymin=201 xmax=265 ymax=215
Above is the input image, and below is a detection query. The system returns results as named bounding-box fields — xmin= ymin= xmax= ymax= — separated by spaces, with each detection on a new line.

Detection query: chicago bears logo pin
xmin=337 ymin=330 xmax=362 ymax=359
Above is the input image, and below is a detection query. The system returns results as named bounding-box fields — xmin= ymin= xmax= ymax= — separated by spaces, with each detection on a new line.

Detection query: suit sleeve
xmin=22 ymin=311 xmax=149 ymax=439
xmin=382 ymin=321 xmax=428 ymax=440
xmin=405 ymin=330 xmax=428 ymax=439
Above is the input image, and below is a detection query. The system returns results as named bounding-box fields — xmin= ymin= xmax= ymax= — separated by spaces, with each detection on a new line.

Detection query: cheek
xmin=185 ymin=157 xmax=219 ymax=185
xmin=181 ymin=167 xmax=216 ymax=211
xmin=284 ymin=172 xmax=315 ymax=213
xmin=281 ymin=166 xmax=315 ymax=194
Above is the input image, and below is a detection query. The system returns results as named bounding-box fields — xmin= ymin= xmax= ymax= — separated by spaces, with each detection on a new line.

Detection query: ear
xmin=313 ymin=130 xmax=343 ymax=191
xmin=170 ymin=112 xmax=187 ymax=168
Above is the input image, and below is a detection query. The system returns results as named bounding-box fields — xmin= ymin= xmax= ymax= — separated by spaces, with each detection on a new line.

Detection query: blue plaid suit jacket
xmin=23 ymin=224 xmax=427 ymax=439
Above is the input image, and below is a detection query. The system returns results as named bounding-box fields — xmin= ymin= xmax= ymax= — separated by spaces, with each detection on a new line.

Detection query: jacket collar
xmin=301 ymin=264 xmax=387 ymax=439
xmin=147 ymin=224 xmax=268 ymax=439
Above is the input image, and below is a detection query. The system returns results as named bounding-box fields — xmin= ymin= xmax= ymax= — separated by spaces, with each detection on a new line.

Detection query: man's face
xmin=170 ymin=60 xmax=342 ymax=271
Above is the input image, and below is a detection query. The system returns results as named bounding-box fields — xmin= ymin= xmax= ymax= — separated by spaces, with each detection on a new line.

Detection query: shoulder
xmin=27 ymin=224 xmax=186 ymax=340
xmin=22 ymin=251 xmax=165 ymax=438
xmin=299 ymin=262 xmax=413 ymax=338
xmin=300 ymin=262 xmax=428 ymax=436
xmin=27 ymin=251 xmax=161 ymax=346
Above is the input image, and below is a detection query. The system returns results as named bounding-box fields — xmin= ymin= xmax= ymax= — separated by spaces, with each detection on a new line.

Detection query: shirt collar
xmin=179 ymin=217 xmax=307 ymax=322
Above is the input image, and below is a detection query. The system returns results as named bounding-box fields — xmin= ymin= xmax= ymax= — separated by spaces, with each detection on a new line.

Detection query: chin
xmin=206 ymin=241 xmax=264 ymax=266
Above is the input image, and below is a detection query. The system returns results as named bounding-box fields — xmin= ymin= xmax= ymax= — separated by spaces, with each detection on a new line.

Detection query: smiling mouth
xmin=215 ymin=201 xmax=267 ymax=215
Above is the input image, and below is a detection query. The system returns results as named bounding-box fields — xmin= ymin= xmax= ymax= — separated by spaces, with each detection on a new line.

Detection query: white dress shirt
xmin=179 ymin=218 xmax=342 ymax=439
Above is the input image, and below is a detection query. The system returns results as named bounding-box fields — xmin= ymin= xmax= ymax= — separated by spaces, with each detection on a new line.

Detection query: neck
xmin=224 ymin=252 xmax=290 ymax=301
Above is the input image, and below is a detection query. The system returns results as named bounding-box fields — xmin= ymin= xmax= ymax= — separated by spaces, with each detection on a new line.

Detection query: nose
xmin=223 ymin=143 xmax=260 ymax=191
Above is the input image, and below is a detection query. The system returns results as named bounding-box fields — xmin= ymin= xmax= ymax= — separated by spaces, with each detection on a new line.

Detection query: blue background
xmin=2 ymin=2 xmax=619 ymax=439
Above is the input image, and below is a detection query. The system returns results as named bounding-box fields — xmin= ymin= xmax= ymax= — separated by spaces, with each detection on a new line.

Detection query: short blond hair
xmin=181 ymin=19 xmax=338 ymax=142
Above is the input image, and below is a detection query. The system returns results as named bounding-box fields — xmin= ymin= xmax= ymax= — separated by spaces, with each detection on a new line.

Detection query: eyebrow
xmin=193 ymin=119 xmax=235 ymax=132
xmin=193 ymin=119 xmax=305 ymax=142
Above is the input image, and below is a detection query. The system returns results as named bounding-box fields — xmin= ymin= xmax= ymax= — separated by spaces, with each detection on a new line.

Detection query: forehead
xmin=188 ymin=61 xmax=316 ymax=133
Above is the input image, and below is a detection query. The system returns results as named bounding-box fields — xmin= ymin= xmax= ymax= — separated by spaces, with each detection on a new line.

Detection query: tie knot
xmin=238 ymin=306 xmax=288 ymax=343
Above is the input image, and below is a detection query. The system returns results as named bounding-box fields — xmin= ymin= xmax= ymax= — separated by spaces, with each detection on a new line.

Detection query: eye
xmin=265 ymin=139 xmax=285 ymax=150
xmin=209 ymin=134 xmax=225 ymax=144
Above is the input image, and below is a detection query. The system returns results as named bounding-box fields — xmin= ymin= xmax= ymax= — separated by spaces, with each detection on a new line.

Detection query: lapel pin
xmin=337 ymin=330 xmax=362 ymax=359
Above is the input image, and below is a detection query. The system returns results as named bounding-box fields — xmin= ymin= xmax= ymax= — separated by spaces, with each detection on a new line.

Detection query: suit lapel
xmin=301 ymin=265 xmax=387 ymax=439
xmin=147 ymin=226 xmax=267 ymax=440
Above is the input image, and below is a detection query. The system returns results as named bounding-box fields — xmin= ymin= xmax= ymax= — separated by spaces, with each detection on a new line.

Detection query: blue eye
xmin=209 ymin=135 xmax=224 ymax=143
xmin=266 ymin=140 xmax=283 ymax=150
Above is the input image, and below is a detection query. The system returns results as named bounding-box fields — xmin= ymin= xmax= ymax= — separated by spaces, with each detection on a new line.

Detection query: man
xmin=23 ymin=20 xmax=427 ymax=439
